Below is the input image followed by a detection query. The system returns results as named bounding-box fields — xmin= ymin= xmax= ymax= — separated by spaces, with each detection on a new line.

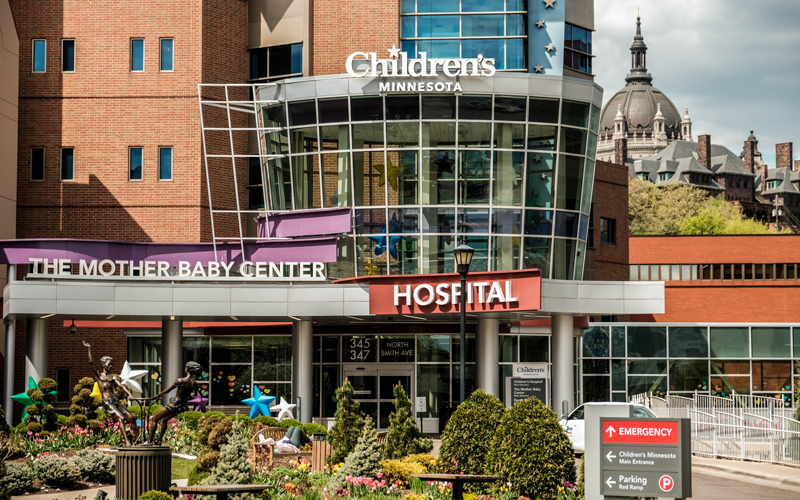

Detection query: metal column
xmin=26 ymin=318 xmax=48 ymax=382
xmin=476 ymin=316 xmax=500 ymax=396
xmin=292 ymin=319 xmax=313 ymax=423
xmin=551 ymin=314 xmax=574 ymax=415
xmin=3 ymin=265 xmax=14 ymax=425
xmin=161 ymin=318 xmax=183 ymax=405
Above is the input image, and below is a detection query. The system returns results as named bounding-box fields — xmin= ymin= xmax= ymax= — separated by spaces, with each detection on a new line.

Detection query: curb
xmin=693 ymin=461 xmax=800 ymax=489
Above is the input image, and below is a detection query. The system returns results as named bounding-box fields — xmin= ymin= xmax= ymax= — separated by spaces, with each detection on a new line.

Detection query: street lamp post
xmin=453 ymin=244 xmax=475 ymax=403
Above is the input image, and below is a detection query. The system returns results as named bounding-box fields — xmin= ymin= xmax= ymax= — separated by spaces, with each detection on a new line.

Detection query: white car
xmin=559 ymin=403 xmax=657 ymax=454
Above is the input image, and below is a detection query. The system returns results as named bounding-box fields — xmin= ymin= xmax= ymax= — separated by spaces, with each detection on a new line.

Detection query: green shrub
xmin=384 ymin=383 xmax=432 ymax=459
xmin=205 ymin=419 xmax=252 ymax=487
xmin=229 ymin=414 xmax=253 ymax=426
xmin=196 ymin=450 xmax=220 ymax=472
xmin=128 ymin=404 xmax=164 ymax=418
xmin=379 ymin=457 xmax=427 ymax=487
xmin=205 ymin=411 xmax=226 ymax=420
xmin=405 ymin=453 xmax=437 ymax=469
xmin=575 ymin=460 xmax=584 ymax=500
xmin=254 ymin=415 xmax=279 ymax=427
xmin=438 ymin=389 xmax=504 ymax=475
xmin=138 ymin=490 xmax=173 ymax=500
xmin=178 ymin=411 xmax=205 ymax=428
xmin=260 ymin=489 xmax=272 ymax=500
xmin=331 ymin=416 xmax=382 ymax=490
xmin=308 ymin=472 xmax=330 ymax=489
xmin=188 ymin=469 xmax=211 ymax=486
xmin=485 ymin=397 xmax=575 ymax=498
xmin=198 ymin=414 xmax=225 ymax=447
xmin=71 ymin=448 xmax=115 ymax=483
xmin=302 ymin=423 xmax=327 ymax=436
xmin=2 ymin=462 xmax=32 ymax=495
xmin=208 ymin=418 xmax=233 ymax=448
xmin=326 ymin=379 xmax=364 ymax=466
xmin=277 ymin=418 xmax=302 ymax=429
xmin=34 ymin=455 xmax=81 ymax=487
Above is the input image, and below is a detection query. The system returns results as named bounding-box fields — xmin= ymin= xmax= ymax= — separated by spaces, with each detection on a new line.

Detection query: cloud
xmin=594 ymin=0 xmax=800 ymax=165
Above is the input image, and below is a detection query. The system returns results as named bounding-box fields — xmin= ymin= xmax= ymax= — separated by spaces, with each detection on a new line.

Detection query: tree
xmin=331 ymin=415 xmax=382 ymax=490
xmin=438 ymin=389 xmax=504 ymax=474
xmin=383 ymin=382 xmax=432 ymax=459
xmin=629 ymin=179 xmax=708 ymax=235
xmin=24 ymin=378 xmax=58 ymax=434
xmin=679 ymin=209 xmax=724 ymax=235
xmin=67 ymin=377 xmax=101 ymax=429
xmin=326 ymin=378 xmax=364 ymax=466
xmin=204 ymin=418 xmax=252 ymax=488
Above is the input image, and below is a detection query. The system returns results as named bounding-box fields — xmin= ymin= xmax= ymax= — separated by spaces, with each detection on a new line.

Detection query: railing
xmin=632 ymin=392 xmax=800 ymax=467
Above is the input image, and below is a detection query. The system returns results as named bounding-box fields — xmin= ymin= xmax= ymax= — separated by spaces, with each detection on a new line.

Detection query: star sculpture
xmin=536 ymin=19 xmax=545 ymax=28
xmin=189 ymin=392 xmax=210 ymax=412
xmin=364 ymin=259 xmax=378 ymax=276
xmin=541 ymin=172 xmax=548 ymax=180
xmin=388 ymin=44 xmax=401 ymax=59
xmin=118 ymin=361 xmax=149 ymax=393
xmin=545 ymin=43 xmax=556 ymax=53
xmin=242 ymin=386 xmax=276 ymax=419
xmin=373 ymin=157 xmax=403 ymax=191
xmin=11 ymin=377 xmax=40 ymax=423
xmin=534 ymin=64 xmax=544 ymax=73
xmin=367 ymin=213 xmax=405 ymax=260
xmin=533 ymin=154 xmax=543 ymax=163
xmin=544 ymin=0 xmax=555 ymax=8
xmin=90 ymin=382 xmax=102 ymax=399
xmin=271 ymin=397 xmax=297 ymax=421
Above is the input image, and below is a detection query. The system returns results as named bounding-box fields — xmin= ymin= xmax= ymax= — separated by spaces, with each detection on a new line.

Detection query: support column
xmin=4 ymin=265 xmax=14 ymax=425
xmin=161 ymin=318 xmax=183 ymax=405
xmin=476 ymin=316 xmax=500 ymax=397
xmin=26 ymin=318 xmax=48 ymax=382
xmin=292 ymin=319 xmax=313 ymax=423
xmin=551 ymin=314 xmax=574 ymax=416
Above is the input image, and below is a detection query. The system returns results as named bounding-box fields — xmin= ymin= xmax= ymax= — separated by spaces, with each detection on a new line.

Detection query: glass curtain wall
xmin=259 ymin=94 xmax=600 ymax=280
xmin=582 ymin=325 xmax=797 ymax=407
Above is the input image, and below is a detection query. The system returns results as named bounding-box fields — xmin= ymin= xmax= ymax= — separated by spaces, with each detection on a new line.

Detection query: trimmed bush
xmin=178 ymin=411 xmax=205 ymax=428
xmin=68 ymin=377 xmax=100 ymax=428
xmin=229 ymin=414 xmax=252 ymax=426
xmin=331 ymin=415 xmax=382 ymax=490
xmin=138 ymin=490 xmax=173 ymax=500
xmin=302 ymin=423 xmax=327 ymax=436
xmin=34 ymin=455 xmax=81 ymax=487
xmin=23 ymin=378 xmax=59 ymax=433
xmin=188 ymin=469 xmax=211 ymax=486
xmin=485 ymin=397 xmax=575 ymax=498
xmin=384 ymin=383 xmax=432 ymax=459
xmin=438 ymin=389 xmax=504 ymax=475
xmin=326 ymin=379 xmax=364 ymax=466
xmin=254 ymin=415 xmax=279 ymax=427
xmin=277 ymin=418 xmax=302 ymax=429
xmin=2 ymin=462 xmax=33 ymax=495
xmin=128 ymin=404 xmax=163 ymax=419
xmin=198 ymin=414 xmax=225 ymax=446
xmin=196 ymin=450 xmax=221 ymax=472
xmin=208 ymin=418 xmax=234 ymax=448
xmin=379 ymin=457 xmax=427 ymax=487
xmin=71 ymin=448 xmax=115 ymax=483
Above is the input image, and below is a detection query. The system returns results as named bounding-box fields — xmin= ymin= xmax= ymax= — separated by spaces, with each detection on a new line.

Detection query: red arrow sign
xmin=603 ymin=420 xmax=679 ymax=444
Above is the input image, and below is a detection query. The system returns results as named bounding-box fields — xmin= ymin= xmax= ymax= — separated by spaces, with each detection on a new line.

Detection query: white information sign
xmin=512 ymin=363 xmax=549 ymax=378
xmin=415 ymin=396 xmax=427 ymax=413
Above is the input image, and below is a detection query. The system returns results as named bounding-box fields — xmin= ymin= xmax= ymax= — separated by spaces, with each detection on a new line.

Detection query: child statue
xmin=82 ymin=341 xmax=140 ymax=445
xmin=146 ymin=361 xmax=203 ymax=444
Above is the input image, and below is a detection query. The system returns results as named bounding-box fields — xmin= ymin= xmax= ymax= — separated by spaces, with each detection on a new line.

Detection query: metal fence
xmin=632 ymin=392 xmax=800 ymax=467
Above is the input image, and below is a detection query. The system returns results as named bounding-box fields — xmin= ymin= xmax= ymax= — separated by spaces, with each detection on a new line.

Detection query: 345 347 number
xmin=347 ymin=337 xmax=375 ymax=362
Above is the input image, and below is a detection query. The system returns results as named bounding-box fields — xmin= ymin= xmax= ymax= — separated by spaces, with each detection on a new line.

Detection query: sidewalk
xmin=12 ymin=479 xmax=188 ymax=500
xmin=692 ymin=454 xmax=800 ymax=489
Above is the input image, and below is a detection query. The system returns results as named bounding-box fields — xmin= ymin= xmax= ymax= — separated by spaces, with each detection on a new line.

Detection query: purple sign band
xmin=258 ymin=207 xmax=352 ymax=239
xmin=0 ymin=237 xmax=340 ymax=266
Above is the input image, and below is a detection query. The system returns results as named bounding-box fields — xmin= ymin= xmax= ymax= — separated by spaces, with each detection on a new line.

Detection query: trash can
xmin=116 ymin=446 xmax=171 ymax=500
xmin=439 ymin=402 xmax=458 ymax=434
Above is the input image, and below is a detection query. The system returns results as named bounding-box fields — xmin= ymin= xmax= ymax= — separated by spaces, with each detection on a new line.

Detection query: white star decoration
xmin=544 ymin=0 xmax=555 ymax=8
xmin=545 ymin=43 xmax=556 ymax=53
xmin=388 ymin=45 xmax=400 ymax=59
xmin=534 ymin=64 xmax=544 ymax=73
xmin=533 ymin=154 xmax=543 ymax=162
xmin=271 ymin=397 xmax=297 ymax=421
xmin=119 ymin=361 xmax=149 ymax=393
xmin=536 ymin=20 xmax=545 ymax=28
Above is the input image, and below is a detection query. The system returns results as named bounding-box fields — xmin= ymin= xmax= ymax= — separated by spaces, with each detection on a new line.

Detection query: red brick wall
xmin=311 ymin=0 xmax=400 ymax=76
xmin=630 ymin=235 xmax=800 ymax=265
xmin=592 ymin=160 xmax=629 ymax=281
xmin=776 ymin=142 xmax=793 ymax=170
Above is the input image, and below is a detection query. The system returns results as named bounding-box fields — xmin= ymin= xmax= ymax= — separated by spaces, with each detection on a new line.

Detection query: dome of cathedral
xmin=597 ymin=16 xmax=682 ymax=139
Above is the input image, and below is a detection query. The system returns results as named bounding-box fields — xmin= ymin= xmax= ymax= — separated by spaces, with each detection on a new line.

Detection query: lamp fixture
xmin=69 ymin=320 xmax=77 ymax=334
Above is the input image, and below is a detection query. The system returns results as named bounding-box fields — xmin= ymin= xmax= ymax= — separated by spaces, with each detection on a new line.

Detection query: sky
xmin=593 ymin=0 xmax=800 ymax=166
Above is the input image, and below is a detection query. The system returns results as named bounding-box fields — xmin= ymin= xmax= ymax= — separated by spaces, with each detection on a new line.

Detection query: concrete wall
xmin=565 ymin=0 xmax=594 ymax=31
xmin=248 ymin=0 xmax=310 ymax=76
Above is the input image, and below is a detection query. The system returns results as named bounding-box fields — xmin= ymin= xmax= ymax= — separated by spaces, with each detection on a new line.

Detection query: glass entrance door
xmin=344 ymin=366 xmax=414 ymax=429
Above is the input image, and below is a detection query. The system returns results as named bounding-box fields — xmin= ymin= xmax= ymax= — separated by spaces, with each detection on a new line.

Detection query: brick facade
xmin=697 ymin=134 xmax=711 ymax=170
xmin=613 ymin=138 xmax=627 ymax=166
xmin=311 ymin=0 xmax=400 ymax=76
xmin=9 ymin=0 xmax=248 ymax=408
xmin=590 ymin=160 xmax=629 ymax=281
xmin=776 ymin=142 xmax=793 ymax=170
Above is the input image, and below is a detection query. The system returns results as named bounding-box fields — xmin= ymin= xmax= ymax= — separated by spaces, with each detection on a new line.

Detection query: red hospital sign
xmin=602 ymin=420 xmax=680 ymax=445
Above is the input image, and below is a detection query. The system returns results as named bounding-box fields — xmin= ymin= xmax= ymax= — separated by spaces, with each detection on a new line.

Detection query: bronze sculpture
xmin=146 ymin=361 xmax=202 ymax=444
xmin=82 ymin=341 xmax=140 ymax=445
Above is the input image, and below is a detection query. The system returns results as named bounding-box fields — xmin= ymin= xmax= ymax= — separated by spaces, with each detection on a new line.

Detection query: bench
xmin=410 ymin=473 xmax=505 ymax=500
xmin=170 ymin=484 xmax=271 ymax=500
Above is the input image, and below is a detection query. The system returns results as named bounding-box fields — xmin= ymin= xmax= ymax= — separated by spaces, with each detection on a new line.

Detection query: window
xmin=564 ymin=23 xmax=593 ymax=74
xmin=159 ymin=147 xmax=172 ymax=180
xmin=62 ymin=39 xmax=75 ymax=72
xmin=160 ymin=38 xmax=173 ymax=71
xmin=32 ymin=39 xmax=46 ymax=72
xmin=131 ymin=38 xmax=144 ymax=71
xmin=56 ymin=368 xmax=71 ymax=401
xmin=248 ymin=158 xmax=265 ymax=209
xmin=31 ymin=147 xmax=45 ymax=181
xmin=249 ymin=43 xmax=303 ymax=81
xmin=61 ymin=147 xmax=74 ymax=180
xmin=600 ymin=217 xmax=616 ymax=244
xmin=658 ymin=172 xmax=673 ymax=182
xmin=129 ymin=147 xmax=143 ymax=180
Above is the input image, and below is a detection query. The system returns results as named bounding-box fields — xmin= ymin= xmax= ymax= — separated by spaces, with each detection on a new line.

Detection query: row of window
xmin=630 ymin=263 xmax=800 ymax=281
xmin=29 ymin=147 xmax=173 ymax=181
xmin=31 ymin=38 xmax=173 ymax=73
xmin=564 ymin=23 xmax=593 ymax=75
xmin=249 ymin=43 xmax=303 ymax=82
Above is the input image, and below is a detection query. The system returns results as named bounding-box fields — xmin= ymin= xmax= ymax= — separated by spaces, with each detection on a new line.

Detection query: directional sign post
xmin=600 ymin=418 xmax=691 ymax=499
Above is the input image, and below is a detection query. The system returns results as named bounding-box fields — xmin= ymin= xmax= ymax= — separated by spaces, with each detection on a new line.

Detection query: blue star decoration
xmin=12 ymin=376 xmax=56 ymax=423
xmin=368 ymin=213 xmax=405 ymax=260
xmin=242 ymin=385 xmax=276 ymax=419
